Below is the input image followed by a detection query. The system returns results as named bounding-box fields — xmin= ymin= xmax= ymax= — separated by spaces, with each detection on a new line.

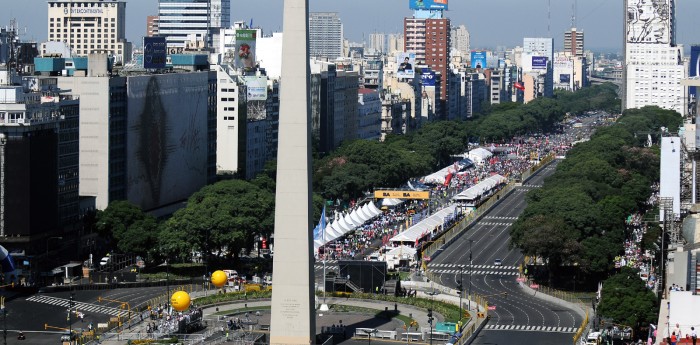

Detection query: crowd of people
xmin=614 ymin=212 xmax=656 ymax=290
xmin=314 ymin=125 xmax=589 ymax=263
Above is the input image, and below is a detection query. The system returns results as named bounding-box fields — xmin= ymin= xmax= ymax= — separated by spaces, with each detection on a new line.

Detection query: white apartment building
xmin=309 ymin=12 xmax=343 ymax=60
xmin=158 ymin=0 xmax=230 ymax=49
xmin=44 ymin=0 xmax=130 ymax=63
xmin=451 ymin=25 xmax=470 ymax=58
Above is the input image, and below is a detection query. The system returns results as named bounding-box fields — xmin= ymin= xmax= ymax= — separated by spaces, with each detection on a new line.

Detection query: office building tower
xmin=158 ymin=0 xmax=231 ymax=49
xmin=623 ymin=0 xmax=684 ymax=114
xmin=368 ymin=33 xmax=386 ymax=54
xmin=387 ymin=33 xmax=404 ymax=54
xmin=521 ymin=37 xmax=554 ymax=102
xmin=44 ymin=0 xmax=131 ymax=63
xmin=404 ymin=16 xmax=450 ymax=103
xmin=146 ymin=15 xmax=159 ymax=37
xmin=309 ymin=12 xmax=343 ymax=59
xmin=564 ymin=27 xmax=584 ymax=57
xmin=0 ymin=77 xmax=80 ymax=237
xmin=451 ymin=24 xmax=470 ymax=57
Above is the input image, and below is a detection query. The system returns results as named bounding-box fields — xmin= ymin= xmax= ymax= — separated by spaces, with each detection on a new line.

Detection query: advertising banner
xmin=374 ymin=190 xmax=430 ymax=200
xmin=143 ymin=37 xmax=167 ymax=69
xmin=244 ymin=76 xmax=268 ymax=101
xmin=531 ymin=56 xmax=548 ymax=69
xmin=396 ymin=52 xmax=416 ymax=79
xmin=690 ymin=46 xmax=700 ymax=99
xmin=235 ymin=29 xmax=257 ymax=71
xmin=560 ymin=74 xmax=571 ymax=83
xmin=421 ymin=71 xmax=436 ymax=86
xmin=470 ymin=51 xmax=487 ymax=69
xmin=626 ymin=0 xmax=670 ymax=44
xmin=409 ymin=0 xmax=448 ymax=10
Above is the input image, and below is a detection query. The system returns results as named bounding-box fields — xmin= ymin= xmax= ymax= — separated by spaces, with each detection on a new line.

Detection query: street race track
xmin=428 ymin=161 xmax=584 ymax=345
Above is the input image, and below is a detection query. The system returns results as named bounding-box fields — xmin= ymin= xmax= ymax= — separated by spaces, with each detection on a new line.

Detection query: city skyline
xmin=3 ymin=0 xmax=700 ymax=53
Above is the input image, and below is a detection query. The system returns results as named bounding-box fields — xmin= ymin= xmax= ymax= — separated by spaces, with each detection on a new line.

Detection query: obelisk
xmin=269 ymin=0 xmax=315 ymax=344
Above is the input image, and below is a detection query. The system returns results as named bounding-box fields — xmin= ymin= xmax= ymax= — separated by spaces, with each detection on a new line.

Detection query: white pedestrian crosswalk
xmin=428 ymin=263 xmax=518 ymax=270
xmin=477 ymin=222 xmax=512 ymax=226
xmin=27 ymin=295 xmax=129 ymax=317
xmin=483 ymin=324 xmax=577 ymax=333
xmin=429 ymin=269 xmax=518 ymax=276
xmin=482 ymin=216 xmax=518 ymax=220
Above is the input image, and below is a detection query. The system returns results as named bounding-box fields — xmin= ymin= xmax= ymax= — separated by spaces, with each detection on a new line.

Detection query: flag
xmin=514 ymin=82 xmax=525 ymax=91
xmin=0 ymin=245 xmax=15 ymax=273
xmin=250 ymin=18 xmax=253 ymax=28
xmin=313 ymin=205 xmax=327 ymax=242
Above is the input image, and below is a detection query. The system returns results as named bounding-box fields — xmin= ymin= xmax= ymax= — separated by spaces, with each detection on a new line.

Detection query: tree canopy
xmin=597 ymin=267 xmax=658 ymax=328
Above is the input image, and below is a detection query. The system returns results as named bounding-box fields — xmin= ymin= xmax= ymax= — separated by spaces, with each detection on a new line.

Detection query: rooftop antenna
xmin=547 ymin=0 xmax=551 ymax=36
xmin=571 ymin=0 xmax=577 ymax=29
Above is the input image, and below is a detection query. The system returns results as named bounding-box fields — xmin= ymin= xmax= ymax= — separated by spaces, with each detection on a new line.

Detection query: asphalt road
xmin=2 ymin=285 xmax=170 ymax=345
xmin=427 ymin=160 xmax=584 ymax=345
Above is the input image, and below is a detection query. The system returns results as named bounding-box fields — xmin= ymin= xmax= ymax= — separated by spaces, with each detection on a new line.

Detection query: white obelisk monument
xmin=269 ymin=0 xmax=315 ymax=344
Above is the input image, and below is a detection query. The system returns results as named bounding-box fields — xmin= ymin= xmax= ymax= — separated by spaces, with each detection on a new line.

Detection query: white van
xmin=585 ymin=332 xmax=601 ymax=345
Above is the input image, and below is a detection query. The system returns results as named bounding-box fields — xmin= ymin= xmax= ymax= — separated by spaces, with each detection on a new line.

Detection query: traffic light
xmin=427 ymin=309 xmax=432 ymax=318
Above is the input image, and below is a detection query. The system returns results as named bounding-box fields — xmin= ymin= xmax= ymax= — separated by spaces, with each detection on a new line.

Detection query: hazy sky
xmin=3 ymin=0 xmax=700 ymax=53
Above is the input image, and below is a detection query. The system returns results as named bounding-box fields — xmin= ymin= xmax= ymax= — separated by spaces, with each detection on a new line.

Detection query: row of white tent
xmin=314 ymin=201 xmax=383 ymax=250
xmin=389 ymin=204 xmax=470 ymax=245
xmin=422 ymin=159 xmax=474 ymax=185
xmin=452 ymin=174 xmax=508 ymax=203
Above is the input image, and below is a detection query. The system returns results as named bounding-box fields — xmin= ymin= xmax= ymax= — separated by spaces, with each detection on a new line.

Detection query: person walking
xmin=691 ymin=326 xmax=697 ymax=345
xmin=671 ymin=332 xmax=677 ymax=345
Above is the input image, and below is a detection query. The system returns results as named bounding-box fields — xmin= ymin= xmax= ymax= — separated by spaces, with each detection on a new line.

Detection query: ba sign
xmin=143 ymin=37 xmax=166 ymax=69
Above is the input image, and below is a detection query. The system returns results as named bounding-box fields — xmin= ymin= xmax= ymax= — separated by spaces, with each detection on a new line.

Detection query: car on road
xmin=99 ymin=256 xmax=110 ymax=266
xmin=493 ymin=259 xmax=502 ymax=266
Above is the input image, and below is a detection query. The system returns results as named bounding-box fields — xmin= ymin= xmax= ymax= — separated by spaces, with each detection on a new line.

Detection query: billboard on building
xmin=235 ymin=29 xmax=257 ymax=71
xmin=531 ymin=56 xmax=548 ymax=69
xmin=470 ymin=51 xmax=487 ymax=69
xmin=143 ymin=36 xmax=167 ymax=69
xmin=421 ymin=70 xmax=436 ymax=86
xmin=690 ymin=45 xmax=700 ymax=99
xmin=409 ymin=0 xmax=448 ymax=10
xmin=396 ymin=52 xmax=416 ymax=79
xmin=244 ymin=76 xmax=268 ymax=101
xmin=626 ymin=0 xmax=671 ymax=44
xmin=126 ymin=73 xmax=210 ymax=211
xmin=560 ymin=74 xmax=571 ymax=83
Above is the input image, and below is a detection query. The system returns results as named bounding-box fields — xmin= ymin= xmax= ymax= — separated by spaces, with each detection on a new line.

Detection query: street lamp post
xmin=427 ymin=309 xmax=434 ymax=345
xmin=68 ymin=293 xmax=74 ymax=344
xmin=457 ymin=265 xmax=464 ymax=326
xmin=468 ymin=239 xmax=473 ymax=311
xmin=361 ymin=328 xmax=377 ymax=345
xmin=2 ymin=296 xmax=6 ymax=345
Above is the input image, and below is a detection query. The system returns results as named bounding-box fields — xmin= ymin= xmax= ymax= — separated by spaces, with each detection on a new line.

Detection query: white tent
xmin=389 ymin=205 xmax=468 ymax=245
xmin=382 ymin=198 xmax=405 ymax=207
xmin=314 ymin=201 xmax=385 ymax=251
xmin=467 ymin=148 xmax=493 ymax=165
xmin=422 ymin=159 xmax=474 ymax=185
xmin=453 ymin=174 xmax=508 ymax=203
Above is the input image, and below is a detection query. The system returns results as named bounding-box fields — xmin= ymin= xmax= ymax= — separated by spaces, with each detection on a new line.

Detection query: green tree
xmin=96 ymin=201 xmax=159 ymax=260
xmin=598 ymin=267 xmax=658 ymax=328
xmin=158 ymin=180 xmax=274 ymax=262
xmin=512 ymin=215 xmax=580 ymax=286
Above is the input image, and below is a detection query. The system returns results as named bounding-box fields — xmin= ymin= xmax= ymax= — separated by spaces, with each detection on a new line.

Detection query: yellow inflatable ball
xmin=211 ymin=270 xmax=227 ymax=288
xmin=171 ymin=291 xmax=191 ymax=312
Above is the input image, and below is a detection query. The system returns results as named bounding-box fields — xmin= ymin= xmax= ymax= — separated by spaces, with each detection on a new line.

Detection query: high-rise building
xmin=451 ymin=24 xmax=470 ymax=57
xmin=368 ymin=33 xmax=386 ymax=54
xmin=623 ymin=0 xmax=684 ymax=114
xmin=404 ymin=16 xmax=451 ymax=103
xmin=387 ymin=33 xmax=404 ymax=54
xmin=158 ymin=0 xmax=231 ymax=49
xmin=521 ymin=37 xmax=554 ymax=102
xmin=146 ymin=15 xmax=160 ymax=37
xmin=44 ymin=0 xmax=131 ymax=63
xmin=0 ymin=77 xmax=80 ymax=237
xmin=309 ymin=12 xmax=343 ymax=59
xmin=564 ymin=28 xmax=584 ymax=57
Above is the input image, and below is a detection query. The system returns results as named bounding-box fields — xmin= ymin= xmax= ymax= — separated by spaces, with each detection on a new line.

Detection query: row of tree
xmin=510 ymin=105 xmax=683 ymax=328
xmin=96 ymin=84 xmax=622 ymax=265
